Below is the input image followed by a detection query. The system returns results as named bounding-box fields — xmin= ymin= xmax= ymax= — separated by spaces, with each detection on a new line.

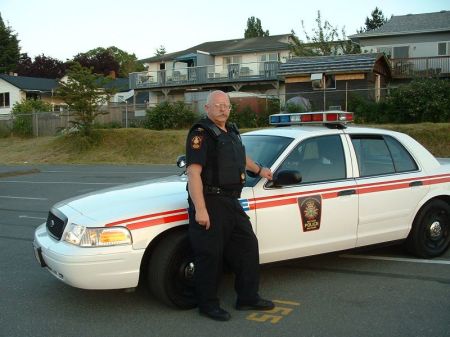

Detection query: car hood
xmin=55 ymin=174 xmax=189 ymax=224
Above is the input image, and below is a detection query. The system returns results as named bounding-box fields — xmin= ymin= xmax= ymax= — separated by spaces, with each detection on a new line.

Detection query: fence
xmin=0 ymin=86 xmax=393 ymax=137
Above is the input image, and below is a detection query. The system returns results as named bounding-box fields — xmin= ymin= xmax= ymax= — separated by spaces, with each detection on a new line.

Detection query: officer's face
xmin=205 ymin=93 xmax=231 ymax=127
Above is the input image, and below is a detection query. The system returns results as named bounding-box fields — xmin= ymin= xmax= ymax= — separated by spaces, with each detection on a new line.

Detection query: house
xmin=130 ymin=34 xmax=292 ymax=112
xmin=0 ymin=74 xmax=61 ymax=118
xmin=350 ymin=10 xmax=450 ymax=79
xmin=278 ymin=53 xmax=391 ymax=111
xmin=0 ymin=73 xmax=133 ymax=118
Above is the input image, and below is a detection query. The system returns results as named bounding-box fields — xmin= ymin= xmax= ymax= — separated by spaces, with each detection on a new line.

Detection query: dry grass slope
xmin=0 ymin=124 xmax=449 ymax=164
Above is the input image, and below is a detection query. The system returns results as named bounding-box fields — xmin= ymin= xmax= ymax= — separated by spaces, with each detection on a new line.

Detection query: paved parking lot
xmin=1 ymin=164 xmax=449 ymax=337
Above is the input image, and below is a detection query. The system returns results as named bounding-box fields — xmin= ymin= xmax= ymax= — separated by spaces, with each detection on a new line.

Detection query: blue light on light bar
xmin=280 ymin=115 xmax=290 ymax=123
xmin=270 ymin=115 xmax=280 ymax=124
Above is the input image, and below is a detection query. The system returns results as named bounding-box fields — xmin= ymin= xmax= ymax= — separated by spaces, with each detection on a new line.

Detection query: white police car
xmin=33 ymin=111 xmax=450 ymax=308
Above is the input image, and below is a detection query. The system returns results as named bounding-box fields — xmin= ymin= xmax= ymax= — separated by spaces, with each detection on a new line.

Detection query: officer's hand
xmin=195 ymin=208 xmax=211 ymax=230
xmin=260 ymin=167 xmax=273 ymax=180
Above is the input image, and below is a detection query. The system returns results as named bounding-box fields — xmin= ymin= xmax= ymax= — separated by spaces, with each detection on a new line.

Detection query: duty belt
xmin=204 ymin=185 xmax=241 ymax=198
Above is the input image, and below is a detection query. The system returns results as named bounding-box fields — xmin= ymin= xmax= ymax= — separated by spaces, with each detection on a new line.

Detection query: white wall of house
xmin=0 ymin=80 xmax=21 ymax=116
xmin=363 ymin=40 xmax=450 ymax=58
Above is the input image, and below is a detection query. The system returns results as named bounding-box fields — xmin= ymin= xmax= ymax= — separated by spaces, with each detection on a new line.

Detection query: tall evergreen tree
xmin=244 ymin=17 xmax=269 ymax=38
xmin=0 ymin=13 xmax=21 ymax=74
xmin=360 ymin=7 xmax=388 ymax=32
xmin=155 ymin=45 xmax=166 ymax=56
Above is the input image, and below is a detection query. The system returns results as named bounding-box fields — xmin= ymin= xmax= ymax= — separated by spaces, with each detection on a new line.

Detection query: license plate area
xmin=33 ymin=243 xmax=47 ymax=268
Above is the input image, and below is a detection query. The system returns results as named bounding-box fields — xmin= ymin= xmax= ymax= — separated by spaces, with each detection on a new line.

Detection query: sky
xmin=1 ymin=0 xmax=449 ymax=61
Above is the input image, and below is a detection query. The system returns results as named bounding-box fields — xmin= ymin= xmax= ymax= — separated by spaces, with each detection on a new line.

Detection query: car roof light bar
xmin=269 ymin=111 xmax=353 ymax=126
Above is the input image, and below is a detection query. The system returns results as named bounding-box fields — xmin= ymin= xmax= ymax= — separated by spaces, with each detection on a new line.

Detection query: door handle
xmin=337 ymin=189 xmax=356 ymax=196
xmin=409 ymin=181 xmax=423 ymax=187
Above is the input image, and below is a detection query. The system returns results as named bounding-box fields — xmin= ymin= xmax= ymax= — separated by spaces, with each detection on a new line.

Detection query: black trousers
xmin=188 ymin=195 xmax=260 ymax=310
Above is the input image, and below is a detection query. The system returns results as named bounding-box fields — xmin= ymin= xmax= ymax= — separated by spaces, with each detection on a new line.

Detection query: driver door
xmin=254 ymin=134 xmax=359 ymax=264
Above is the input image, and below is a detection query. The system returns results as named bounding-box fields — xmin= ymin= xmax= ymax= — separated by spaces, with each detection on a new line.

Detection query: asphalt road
xmin=1 ymin=164 xmax=449 ymax=337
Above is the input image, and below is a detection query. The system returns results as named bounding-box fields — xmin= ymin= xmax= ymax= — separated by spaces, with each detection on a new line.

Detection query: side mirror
xmin=177 ymin=155 xmax=186 ymax=168
xmin=267 ymin=170 xmax=302 ymax=188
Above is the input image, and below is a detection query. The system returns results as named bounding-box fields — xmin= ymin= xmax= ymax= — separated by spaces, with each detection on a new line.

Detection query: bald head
xmin=205 ymin=90 xmax=231 ymax=129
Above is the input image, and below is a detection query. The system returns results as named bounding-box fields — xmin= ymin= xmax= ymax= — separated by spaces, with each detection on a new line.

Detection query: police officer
xmin=186 ymin=90 xmax=274 ymax=321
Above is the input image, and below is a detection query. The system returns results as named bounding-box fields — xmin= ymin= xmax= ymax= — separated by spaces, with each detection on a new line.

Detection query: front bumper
xmin=33 ymin=224 xmax=144 ymax=290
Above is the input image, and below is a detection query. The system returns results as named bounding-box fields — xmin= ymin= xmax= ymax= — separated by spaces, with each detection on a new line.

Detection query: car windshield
xmin=242 ymin=134 xmax=293 ymax=187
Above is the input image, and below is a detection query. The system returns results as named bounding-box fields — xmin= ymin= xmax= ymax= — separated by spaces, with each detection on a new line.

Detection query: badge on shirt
xmin=191 ymin=135 xmax=203 ymax=150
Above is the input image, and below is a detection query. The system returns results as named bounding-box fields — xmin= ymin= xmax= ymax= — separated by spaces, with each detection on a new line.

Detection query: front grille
xmin=46 ymin=210 xmax=68 ymax=240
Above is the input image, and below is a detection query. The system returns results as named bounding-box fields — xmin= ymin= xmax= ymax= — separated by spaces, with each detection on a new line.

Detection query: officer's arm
xmin=187 ymin=164 xmax=211 ymax=230
xmin=246 ymin=156 xmax=273 ymax=180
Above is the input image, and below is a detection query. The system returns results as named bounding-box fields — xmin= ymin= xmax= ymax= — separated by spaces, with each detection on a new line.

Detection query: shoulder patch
xmin=195 ymin=127 xmax=204 ymax=132
xmin=191 ymin=135 xmax=203 ymax=150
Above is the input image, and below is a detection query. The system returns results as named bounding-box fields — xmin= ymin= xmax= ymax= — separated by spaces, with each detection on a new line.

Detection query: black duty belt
xmin=204 ymin=185 xmax=241 ymax=198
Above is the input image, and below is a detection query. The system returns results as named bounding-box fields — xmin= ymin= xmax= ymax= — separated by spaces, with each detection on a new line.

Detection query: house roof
xmin=141 ymin=34 xmax=291 ymax=63
xmin=350 ymin=10 xmax=450 ymax=39
xmin=0 ymin=74 xmax=130 ymax=92
xmin=0 ymin=74 xmax=58 ymax=92
xmin=278 ymin=53 xmax=388 ymax=76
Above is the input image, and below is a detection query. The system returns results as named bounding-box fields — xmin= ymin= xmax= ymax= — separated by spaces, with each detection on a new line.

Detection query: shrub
xmin=145 ymin=101 xmax=196 ymax=130
xmin=11 ymin=99 xmax=52 ymax=137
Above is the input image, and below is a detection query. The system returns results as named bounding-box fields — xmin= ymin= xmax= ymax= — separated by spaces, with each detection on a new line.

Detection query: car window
xmin=384 ymin=136 xmax=418 ymax=172
xmin=351 ymin=134 xmax=418 ymax=177
xmin=277 ymin=135 xmax=346 ymax=184
xmin=242 ymin=135 xmax=293 ymax=187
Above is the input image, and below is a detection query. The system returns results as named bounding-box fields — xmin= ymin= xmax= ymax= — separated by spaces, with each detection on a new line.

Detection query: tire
xmin=147 ymin=230 xmax=197 ymax=309
xmin=406 ymin=199 xmax=450 ymax=258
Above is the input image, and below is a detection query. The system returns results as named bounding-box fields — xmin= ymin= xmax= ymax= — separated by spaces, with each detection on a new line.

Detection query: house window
xmin=438 ymin=42 xmax=449 ymax=56
xmin=0 ymin=92 xmax=10 ymax=108
xmin=223 ymin=56 xmax=242 ymax=70
xmin=393 ymin=46 xmax=409 ymax=59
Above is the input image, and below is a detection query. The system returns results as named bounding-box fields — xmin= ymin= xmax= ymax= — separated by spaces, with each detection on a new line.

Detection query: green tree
xmin=155 ymin=45 xmax=166 ymax=56
xmin=11 ymin=99 xmax=52 ymax=136
xmin=290 ymin=11 xmax=359 ymax=56
xmin=56 ymin=62 xmax=115 ymax=136
xmin=244 ymin=17 xmax=269 ymax=38
xmin=0 ymin=13 xmax=21 ymax=74
xmin=360 ymin=7 xmax=388 ymax=32
xmin=73 ymin=47 xmax=143 ymax=78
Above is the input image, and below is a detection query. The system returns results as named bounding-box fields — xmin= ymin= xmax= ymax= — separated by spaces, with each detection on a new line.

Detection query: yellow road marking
xmin=272 ymin=299 xmax=300 ymax=306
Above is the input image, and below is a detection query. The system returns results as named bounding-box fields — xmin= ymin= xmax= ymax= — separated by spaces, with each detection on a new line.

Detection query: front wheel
xmin=406 ymin=199 xmax=450 ymax=258
xmin=147 ymin=230 xmax=197 ymax=309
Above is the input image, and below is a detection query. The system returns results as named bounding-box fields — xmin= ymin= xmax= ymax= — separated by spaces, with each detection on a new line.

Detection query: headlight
xmin=63 ymin=224 xmax=132 ymax=247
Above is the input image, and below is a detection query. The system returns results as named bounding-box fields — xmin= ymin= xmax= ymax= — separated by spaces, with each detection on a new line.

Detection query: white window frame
xmin=0 ymin=92 xmax=10 ymax=108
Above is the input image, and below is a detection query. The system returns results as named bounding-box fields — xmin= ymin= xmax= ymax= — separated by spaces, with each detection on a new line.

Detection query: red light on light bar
xmin=302 ymin=114 xmax=312 ymax=122
xmin=312 ymin=114 xmax=323 ymax=121
xmin=344 ymin=113 xmax=353 ymax=121
xmin=326 ymin=113 xmax=338 ymax=121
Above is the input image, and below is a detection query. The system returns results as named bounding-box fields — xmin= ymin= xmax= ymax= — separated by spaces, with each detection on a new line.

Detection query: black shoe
xmin=236 ymin=298 xmax=275 ymax=311
xmin=199 ymin=307 xmax=231 ymax=321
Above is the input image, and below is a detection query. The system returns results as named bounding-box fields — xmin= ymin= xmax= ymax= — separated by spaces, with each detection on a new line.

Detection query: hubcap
xmin=429 ymin=221 xmax=442 ymax=239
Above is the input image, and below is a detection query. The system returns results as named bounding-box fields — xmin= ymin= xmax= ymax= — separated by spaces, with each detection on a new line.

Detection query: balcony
xmin=129 ymin=61 xmax=280 ymax=90
xmin=391 ymin=56 xmax=450 ymax=78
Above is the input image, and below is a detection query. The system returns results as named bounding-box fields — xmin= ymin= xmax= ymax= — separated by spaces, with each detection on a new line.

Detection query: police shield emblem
xmin=298 ymin=195 xmax=322 ymax=232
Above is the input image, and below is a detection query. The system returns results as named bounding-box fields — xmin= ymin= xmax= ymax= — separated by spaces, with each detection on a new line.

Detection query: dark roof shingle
xmin=141 ymin=34 xmax=291 ymax=63
xmin=350 ymin=10 xmax=450 ymax=38
xmin=278 ymin=53 xmax=387 ymax=76
xmin=0 ymin=74 xmax=58 ymax=91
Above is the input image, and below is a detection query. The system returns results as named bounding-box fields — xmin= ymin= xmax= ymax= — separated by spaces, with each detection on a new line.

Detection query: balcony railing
xmin=130 ymin=61 xmax=280 ymax=89
xmin=391 ymin=56 xmax=450 ymax=78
